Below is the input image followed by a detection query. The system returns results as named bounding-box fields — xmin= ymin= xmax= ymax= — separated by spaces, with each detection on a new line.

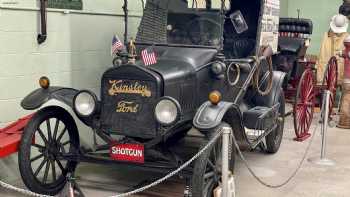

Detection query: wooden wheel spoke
xmin=31 ymin=154 xmax=44 ymax=163
xmin=34 ymin=158 xmax=48 ymax=177
xmin=42 ymin=160 xmax=50 ymax=184
xmin=51 ymin=160 xmax=57 ymax=181
xmin=53 ymin=119 xmax=60 ymax=141
xmin=305 ymin=86 xmax=314 ymax=99
xmin=57 ymin=126 xmax=67 ymax=143
xmin=37 ymin=128 xmax=49 ymax=146
xmin=32 ymin=144 xmax=45 ymax=150
xmin=46 ymin=120 xmax=52 ymax=143
xmin=55 ymin=158 xmax=65 ymax=173
xmin=296 ymin=107 xmax=305 ymax=121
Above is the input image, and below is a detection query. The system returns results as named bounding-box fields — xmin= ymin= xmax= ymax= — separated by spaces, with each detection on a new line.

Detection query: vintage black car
xmin=18 ymin=0 xmax=285 ymax=196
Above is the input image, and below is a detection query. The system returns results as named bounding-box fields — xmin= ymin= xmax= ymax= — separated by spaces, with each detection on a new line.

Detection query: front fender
xmin=193 ymin=101 xmax=247 ymax=145
xmin=193 ymin=101 xmax=235 ymax=130
xmin=21 ymin=87 xmax=79 ymax=110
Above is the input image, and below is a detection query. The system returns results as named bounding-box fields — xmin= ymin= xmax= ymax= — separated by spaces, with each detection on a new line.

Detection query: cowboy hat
xmin=330 ymin=14 xmax=349 ymax=33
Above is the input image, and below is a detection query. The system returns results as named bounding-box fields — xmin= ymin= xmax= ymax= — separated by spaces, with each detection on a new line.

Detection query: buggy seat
xmin=278 ymin=18 xmax=313 ymax=56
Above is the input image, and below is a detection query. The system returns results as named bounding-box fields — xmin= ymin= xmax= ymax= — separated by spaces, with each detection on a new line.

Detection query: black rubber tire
xmin=18 ymin=106 xmax=80 ymax=195
xmin=192 ymin=123 xmax=235 ymax=197
xmin=265 ymin=89 xmax=285 ymax=153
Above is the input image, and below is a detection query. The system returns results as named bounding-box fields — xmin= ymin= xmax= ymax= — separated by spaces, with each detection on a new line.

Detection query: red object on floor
xmin=0 ymin=114 xmax=34 ymax=158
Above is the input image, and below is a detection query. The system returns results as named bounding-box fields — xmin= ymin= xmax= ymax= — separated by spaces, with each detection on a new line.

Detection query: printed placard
xmin=110 ymin=143 xmax=145 ymax=164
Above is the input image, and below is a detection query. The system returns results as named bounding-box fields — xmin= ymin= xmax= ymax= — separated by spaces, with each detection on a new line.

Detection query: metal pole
xmin=308 ymin=90 xmax=336 ymax=166
xmin=321 ymin=90 xmax=330 ymax=159
xmin=222 ymin=127 xmax=231 ymax=197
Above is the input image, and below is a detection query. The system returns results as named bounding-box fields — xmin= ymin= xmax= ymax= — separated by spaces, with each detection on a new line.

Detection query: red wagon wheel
xmin=293 ymin=69 xmax=315 ymax=141
xmin=322 ymin=56 xmax=338 ymax=116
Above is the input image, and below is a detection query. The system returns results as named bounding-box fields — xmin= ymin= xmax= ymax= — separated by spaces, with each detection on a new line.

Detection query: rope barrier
xmin=231 ymin=118 xmax=319 ymax=188
xmin=0 ymin=114 xmax=322 ymax=196
xmin=0 ymin=130 xmax=223 ymax=197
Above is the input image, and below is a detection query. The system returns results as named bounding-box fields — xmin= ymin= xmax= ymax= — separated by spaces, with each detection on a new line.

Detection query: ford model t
xmin=19 ymin=0 xmax=285 ymax=196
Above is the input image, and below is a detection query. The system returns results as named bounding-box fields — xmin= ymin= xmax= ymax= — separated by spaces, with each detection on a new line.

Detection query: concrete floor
xmin=1 ymin=110 xmax=350 ymax=197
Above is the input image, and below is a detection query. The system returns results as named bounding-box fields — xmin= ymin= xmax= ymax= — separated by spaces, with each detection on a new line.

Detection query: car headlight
xmin=73 ymin=90 xmax=98 ymax=117
xmin=155 ymin=97 xmax=181 ymax=125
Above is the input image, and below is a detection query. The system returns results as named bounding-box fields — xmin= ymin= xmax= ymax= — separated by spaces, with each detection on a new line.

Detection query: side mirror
xmin=230 ymin=10 xmax=248 ymax=34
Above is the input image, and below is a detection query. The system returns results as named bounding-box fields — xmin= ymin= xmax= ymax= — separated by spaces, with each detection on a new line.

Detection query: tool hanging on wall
xmin=37 ymin=0 xmax=48 ymax=44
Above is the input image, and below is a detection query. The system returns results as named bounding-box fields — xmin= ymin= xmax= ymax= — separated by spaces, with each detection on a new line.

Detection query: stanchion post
xmin=222 ymin=127 xmax=231 ymax=197
xmin=308 ymin=90 xmax=336 ymax=166
xmin=321 ymin=90 xmax=330 ymax=159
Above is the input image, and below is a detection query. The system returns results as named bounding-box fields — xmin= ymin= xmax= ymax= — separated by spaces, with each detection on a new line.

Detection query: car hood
xmin=136 ymin=46 xmax=218 ymax=83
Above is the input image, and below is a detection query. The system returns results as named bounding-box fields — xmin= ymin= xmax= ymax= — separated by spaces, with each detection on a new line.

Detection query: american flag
xmin=111 ymin=35 xmax=124 ymax=55
xmin=141 ymin=47 xmax=157 ymax=66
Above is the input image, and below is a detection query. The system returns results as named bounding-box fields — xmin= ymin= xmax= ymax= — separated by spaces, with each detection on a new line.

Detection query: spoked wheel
xmin=192 ymin=123 xmax=235 ymax=197
xmin=322 ymin=56 xmax=338 ymax=116
xmin=19 ymin=106 xmax=80 ymax=195
xmin=293 ymin=69 xmax=316 ymax=140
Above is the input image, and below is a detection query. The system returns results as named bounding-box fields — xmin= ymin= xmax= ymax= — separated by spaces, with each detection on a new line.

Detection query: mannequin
xmin=316 ymin=14 xmax=349 ymax=85
xmin=338 ymin=36 xmax=350 ymax=129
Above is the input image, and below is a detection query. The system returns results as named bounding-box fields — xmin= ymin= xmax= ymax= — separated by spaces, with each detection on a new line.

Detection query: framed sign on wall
xmin=48 ymin=0 xmax=83 ymax=10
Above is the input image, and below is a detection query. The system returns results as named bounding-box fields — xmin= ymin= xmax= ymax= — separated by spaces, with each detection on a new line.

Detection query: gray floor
xmin=1 ymin=110 xmax=350 ymax=197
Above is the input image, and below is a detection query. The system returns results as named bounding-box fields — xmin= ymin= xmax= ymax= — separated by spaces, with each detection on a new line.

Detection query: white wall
xmin=0 ymin=0 xmax=142 ymax=182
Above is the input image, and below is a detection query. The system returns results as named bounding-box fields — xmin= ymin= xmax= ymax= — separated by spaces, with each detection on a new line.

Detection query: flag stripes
xmin=141 ymin=48 xmax=157 ymax=66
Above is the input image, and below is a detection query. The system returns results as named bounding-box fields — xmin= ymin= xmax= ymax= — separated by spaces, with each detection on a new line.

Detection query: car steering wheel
xmin=185 ymin=17 xmax=221 ymax=45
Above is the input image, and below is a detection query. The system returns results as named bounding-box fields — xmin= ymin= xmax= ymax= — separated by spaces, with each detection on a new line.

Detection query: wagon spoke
xmin=53 ymin=119 xmax=60 ymax=141
xmin=57 ymin=126 xmax=67 ymax=143
xmin=32 ymin=144 xmax=45 ymax=150
xmin=306 ymin=85 xmax=313 ymax=99
xmin=37 ymin=128 xmax=49 ymax=146
xmin=55 ymin=158 xmax=65 ymax=173
xmin=46 ymin=119 xmax=52 ymax=143
xmin=34 ymin=158 xmax=48 ymax=177
xmin=31 ymin=154 xmax=44 ymax=163
xmin=42 ymin=160 xmax=50 ymax=184
xmin=51 ymin=160 xmax=57 ymax=181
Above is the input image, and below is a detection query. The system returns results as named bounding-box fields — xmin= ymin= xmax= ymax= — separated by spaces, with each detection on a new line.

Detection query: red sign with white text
xmin=110 ymin=143 xmax=145 ymax=164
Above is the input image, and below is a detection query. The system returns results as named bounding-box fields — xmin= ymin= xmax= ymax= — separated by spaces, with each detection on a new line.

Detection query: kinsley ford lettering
xmin=108 ymin=80 xmax=152 ymax=97
xmin=116 ymin=101 xmax=139 ymax=113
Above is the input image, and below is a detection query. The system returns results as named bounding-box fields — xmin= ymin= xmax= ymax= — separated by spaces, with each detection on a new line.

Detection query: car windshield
xmin=136 ymin=0 xmax=230 ymax=47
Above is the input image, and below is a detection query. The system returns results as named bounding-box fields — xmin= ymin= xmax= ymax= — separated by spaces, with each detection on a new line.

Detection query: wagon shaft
xmin=0 ymin=114 xmax=33 ymax=158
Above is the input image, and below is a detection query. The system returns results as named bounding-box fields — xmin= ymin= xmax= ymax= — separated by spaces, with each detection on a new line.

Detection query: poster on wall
xmin=258 ymin=0 xmax=280 ymax=53
xmin=48 ymin=0 xmax=83 ymax=10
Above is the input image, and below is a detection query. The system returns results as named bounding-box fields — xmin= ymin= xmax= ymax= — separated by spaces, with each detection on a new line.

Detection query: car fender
xmin=21 ymin=87 xmax=79 ymax=110
xmin=193 ymin=101 xmax=248 ymax=145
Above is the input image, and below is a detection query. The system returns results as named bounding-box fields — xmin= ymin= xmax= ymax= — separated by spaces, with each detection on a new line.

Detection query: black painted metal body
xmin=21 ymin=0 xmax=285 ymax=173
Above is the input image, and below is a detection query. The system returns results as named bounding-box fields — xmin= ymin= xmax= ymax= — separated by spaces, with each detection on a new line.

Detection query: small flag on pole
xmin=111 ymin=35 xmax=124 ymax=55
xmin=141 ymin=47 xmax=157 ymax=66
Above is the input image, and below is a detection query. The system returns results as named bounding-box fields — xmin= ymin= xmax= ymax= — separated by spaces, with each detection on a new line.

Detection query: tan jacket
xmin=316 ymin=31 xmax=349 ymax=84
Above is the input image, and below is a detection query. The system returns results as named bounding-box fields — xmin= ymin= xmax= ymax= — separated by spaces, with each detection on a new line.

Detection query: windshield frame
xmin=136 ymin=0 xmax=227 ymax=50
